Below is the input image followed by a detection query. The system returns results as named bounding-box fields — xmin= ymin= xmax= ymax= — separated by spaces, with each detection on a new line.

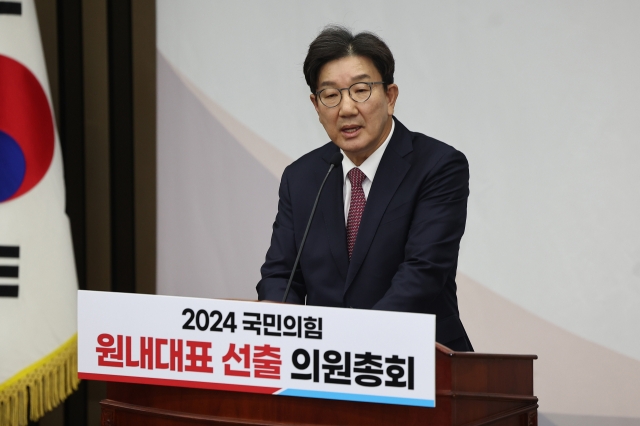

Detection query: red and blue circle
xmin=0 ymin=54 xmax=54 ymax=202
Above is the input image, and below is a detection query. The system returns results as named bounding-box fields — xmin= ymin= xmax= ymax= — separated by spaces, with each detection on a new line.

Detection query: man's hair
xmin=303 ymin=25 xmax=395 ymax=94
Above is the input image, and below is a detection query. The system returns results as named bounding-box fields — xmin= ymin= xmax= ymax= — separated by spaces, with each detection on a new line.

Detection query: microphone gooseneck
xmin=282 ymin=152 xmax=343 ymax=303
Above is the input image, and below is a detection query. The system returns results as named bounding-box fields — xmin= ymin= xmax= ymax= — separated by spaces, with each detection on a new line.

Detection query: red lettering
xmin=185 ymin=340 xmax=213 ymax=373
xmin=170 ymin=339 xmax=183 ymax=372
xmin=96 ymin=333 xmax=124 ymax=367
xmin=253 ymin=344 xmax=281 ymax=379
xmin=222 ymin=343 xmax=250 ymax=377
xmin=125 ymin=336 xmax=139 ymax=367
xmin=155 ymin=338 xmax=169 ymax=369
xmin=140 ymin=337 xmax=154 ymax=369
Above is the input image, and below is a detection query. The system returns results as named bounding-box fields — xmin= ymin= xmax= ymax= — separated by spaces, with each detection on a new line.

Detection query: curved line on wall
xmin=457 ymin=272 xmax=640 ymax=418
xmin=159 ymin=52 xmax=292 ymax=179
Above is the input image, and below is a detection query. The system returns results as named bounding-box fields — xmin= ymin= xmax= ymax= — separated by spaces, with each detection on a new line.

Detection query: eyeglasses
xmin=315 ymin=81 xmax=385 ymax=108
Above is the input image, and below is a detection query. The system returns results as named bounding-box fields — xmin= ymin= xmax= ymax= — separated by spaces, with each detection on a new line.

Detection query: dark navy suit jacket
xmin=257 ymin=118 xmax=472 ymax=351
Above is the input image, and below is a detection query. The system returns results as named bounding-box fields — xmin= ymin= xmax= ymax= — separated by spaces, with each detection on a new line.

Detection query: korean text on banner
xmin=77 ymin=291 xmax=435 ymax=407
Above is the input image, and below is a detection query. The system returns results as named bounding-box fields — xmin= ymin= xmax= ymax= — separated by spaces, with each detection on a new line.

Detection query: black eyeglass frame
xmin=314 ymin=81 xmax=386 ymax=108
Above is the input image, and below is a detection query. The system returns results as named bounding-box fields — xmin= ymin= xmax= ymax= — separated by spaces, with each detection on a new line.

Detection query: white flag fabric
xmin=0 ymin=1 xmax=79 ymax=425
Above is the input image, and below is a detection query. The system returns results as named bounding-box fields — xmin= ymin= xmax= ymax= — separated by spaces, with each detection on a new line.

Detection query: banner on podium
xmin=77 ymin=291 xmax=435 ymax=407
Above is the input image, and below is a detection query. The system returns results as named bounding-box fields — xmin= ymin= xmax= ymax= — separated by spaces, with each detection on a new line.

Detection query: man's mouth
xmin=341 ymin=126 xmax=362 ymax=138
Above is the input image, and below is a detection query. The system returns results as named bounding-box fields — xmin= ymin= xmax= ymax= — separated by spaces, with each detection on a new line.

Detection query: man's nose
xmin=338 ymin=90 xmax=358 ymax=116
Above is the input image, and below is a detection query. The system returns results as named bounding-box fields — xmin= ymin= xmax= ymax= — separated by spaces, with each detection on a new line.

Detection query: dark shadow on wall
xmin=33 ymin=0 xmax=156 ymax=424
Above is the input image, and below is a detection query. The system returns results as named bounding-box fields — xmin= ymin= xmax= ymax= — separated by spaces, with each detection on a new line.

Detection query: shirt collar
xmin=341 ymin=119 xmax=395 ymax=183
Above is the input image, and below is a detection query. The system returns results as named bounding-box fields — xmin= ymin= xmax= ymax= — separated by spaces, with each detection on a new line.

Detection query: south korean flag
xmin=0 ymin=1 xmax=79 ymax=425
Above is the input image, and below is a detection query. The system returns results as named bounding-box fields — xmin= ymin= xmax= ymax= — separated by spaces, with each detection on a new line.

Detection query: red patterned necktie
xmin=346 ymin=168 xmax=367 ymax=259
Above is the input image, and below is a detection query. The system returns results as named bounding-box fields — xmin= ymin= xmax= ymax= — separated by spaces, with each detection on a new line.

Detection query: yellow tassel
xmin=0 ymin=334 xmax=80 ymax=426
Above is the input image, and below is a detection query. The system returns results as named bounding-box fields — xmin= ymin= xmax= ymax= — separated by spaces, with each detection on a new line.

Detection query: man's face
xmin=311 ymin=55 xmax=398 ymax=166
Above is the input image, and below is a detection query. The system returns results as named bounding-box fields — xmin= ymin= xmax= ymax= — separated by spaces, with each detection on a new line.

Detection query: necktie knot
xmin=347 ymin=168 xmax=366 ymax=187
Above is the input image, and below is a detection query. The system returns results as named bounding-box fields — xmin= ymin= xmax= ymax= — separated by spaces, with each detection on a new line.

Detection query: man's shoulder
xmin=394 ymin=118 xmax=466 ymax=163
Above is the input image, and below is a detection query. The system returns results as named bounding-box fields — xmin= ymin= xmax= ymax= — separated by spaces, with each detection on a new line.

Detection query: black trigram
xmin=0 ymin=245 xmax=19 ymax=297
xmin=0 ymin=2 xmax=22 ymax=15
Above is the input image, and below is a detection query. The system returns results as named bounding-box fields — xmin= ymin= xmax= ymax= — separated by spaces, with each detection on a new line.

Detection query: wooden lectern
xmin=100 ymin=343 xmax=538 ymax=426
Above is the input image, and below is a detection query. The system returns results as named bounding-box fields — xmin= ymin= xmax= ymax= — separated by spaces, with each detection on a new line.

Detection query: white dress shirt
xmin=341 ymin=119 xmax=395 ymax=224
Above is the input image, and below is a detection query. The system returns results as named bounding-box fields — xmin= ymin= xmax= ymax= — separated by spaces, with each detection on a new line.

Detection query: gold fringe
xmin=0 ymin=334 xmax=79 ymax=426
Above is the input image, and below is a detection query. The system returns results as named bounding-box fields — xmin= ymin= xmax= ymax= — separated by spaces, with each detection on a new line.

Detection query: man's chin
xmin=335 ymin=138 xmax=365 ymax=153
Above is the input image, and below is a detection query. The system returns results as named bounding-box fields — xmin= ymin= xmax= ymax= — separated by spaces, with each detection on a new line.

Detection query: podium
xmin=100 ymin=343 xmax=538 ymax=426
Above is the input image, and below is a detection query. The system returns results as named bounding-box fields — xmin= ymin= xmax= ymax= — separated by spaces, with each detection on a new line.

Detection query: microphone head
xmin=330 ymin=152 xmax=344 ymax=167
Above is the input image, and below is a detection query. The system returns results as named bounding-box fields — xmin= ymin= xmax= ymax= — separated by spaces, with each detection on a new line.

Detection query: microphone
xmin=282 ymin=152 xmax=343 ymax=303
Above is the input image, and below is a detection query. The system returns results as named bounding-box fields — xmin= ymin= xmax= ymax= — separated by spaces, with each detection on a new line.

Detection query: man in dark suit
xmin=257 ymin=26 xmax=473 ymax=352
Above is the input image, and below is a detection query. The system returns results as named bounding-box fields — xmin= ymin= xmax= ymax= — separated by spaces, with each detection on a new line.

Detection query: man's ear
xmin=385 ymin=84 xmax=399 ymax=116
xmin=310 ymin=94 xmax=321 ymax=115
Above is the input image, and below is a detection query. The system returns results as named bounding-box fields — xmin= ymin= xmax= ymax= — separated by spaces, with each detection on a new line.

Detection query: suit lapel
xmin=344 ymin=119 xmax=413 ymax=292
xmin=320 ymin=147 xmax=349 ymax=280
